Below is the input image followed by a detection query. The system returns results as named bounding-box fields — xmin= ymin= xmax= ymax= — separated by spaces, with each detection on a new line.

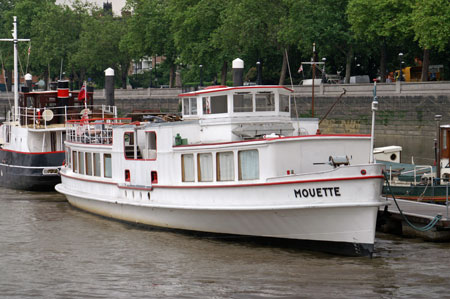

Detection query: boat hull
xmin=0 ymin=150 xmax=63 ymax=191
xmin=56 ymin=167 xmax=384 ymax=257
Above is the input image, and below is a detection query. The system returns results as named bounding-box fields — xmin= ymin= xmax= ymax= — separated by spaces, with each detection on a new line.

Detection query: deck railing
xmin=66 ymin=118 xmax=132 ymax=145
xmin=15 ymin=105 xmax=117 ymax=129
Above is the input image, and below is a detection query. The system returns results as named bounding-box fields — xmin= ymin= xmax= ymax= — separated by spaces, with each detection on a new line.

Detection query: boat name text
xmin=294 ymin=187 xmax=341 ymax=198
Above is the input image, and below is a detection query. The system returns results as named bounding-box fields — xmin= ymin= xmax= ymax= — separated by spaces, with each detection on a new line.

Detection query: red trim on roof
xmin=179 ymin=85 xmax=294 ymax=97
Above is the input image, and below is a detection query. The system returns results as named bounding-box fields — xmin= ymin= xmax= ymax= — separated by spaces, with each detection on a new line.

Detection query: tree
xmin=72 ymin=8 xmax=132 ymax=88
xmin=213 ymin=0 xmax=287 ymax=85
xmin=124 ymin=0 xmax=177 ymax=87
xmin=169 ymin=0 xmax=227 ymax=85
xmin=30 ymin=2 xmax=83 ymax=87
xmin=282 ymin=0 xmax=355 ymax=83
xmin=347 ymin=0 xmax=414 ymax=82
xmin=410 ymin=0 xmax=450 ymax=81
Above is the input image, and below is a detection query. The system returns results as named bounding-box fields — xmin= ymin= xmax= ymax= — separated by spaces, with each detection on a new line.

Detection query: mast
xmin=0 ymin=16 xmax=30 ymax=123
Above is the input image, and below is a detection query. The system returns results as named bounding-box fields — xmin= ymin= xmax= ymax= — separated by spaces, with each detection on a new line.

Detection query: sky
xmin=56 ymin=0 xmax=127 ymax=15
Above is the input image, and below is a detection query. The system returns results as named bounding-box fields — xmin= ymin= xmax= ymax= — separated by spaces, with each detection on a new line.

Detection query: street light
xmin=398 ymin=52 xmax=404 ymax=81
xmin=256 ymin=61 xmax=262 ymax=85
xmin=199 ymin=64 xmax=203 ymax=87
xmin=149 ymin=66 xmax=152 ymax=88
xmin=321 ymin=57 xmax=326 ymax=83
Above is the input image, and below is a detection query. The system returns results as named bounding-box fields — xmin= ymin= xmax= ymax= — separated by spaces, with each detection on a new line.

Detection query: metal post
xmin=199 ymin=64 xmax=203 ymax=87
xmin=369 ymin=80 xmax=378 ymax=163
xmin=398 ymin=52 xmax=403 ymax=82
xmin=0 ymin=17 xmax=30 ymax=123
xmin=312 ymin=43 xmax=316 ymax=118
xmin=436 ymin=114 xmax=442 ymax=184
xmin=446 ymin=183 xmax=448 ymax=219
xmin=256 ymin=61 xmax=262 ymax=85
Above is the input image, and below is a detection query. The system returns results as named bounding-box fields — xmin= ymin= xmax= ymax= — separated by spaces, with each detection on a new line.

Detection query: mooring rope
xmin=383 ymin=170 xmax=442 ymax=232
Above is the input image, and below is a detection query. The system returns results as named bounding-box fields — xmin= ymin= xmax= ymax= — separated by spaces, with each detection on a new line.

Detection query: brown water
xmin=1 ymin=187 xmax=449 ymax=298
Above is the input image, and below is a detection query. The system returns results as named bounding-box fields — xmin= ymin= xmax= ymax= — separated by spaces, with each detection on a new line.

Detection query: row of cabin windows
xmin=181 ymin=149 xmax=259 ymax=182
xmin=183 ymin=93 xmax=290 ymax=115
xmin=67 ymin=149 xmax=112 ymax=178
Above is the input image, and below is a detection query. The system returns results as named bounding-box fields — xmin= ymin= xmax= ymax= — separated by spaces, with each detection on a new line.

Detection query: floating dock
xmin=377 ymin=198 xmax=450 ymax=241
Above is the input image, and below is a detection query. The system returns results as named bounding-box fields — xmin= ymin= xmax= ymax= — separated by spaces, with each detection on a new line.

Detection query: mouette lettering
xmin=294 ymin=187 xmax=341 ymax=198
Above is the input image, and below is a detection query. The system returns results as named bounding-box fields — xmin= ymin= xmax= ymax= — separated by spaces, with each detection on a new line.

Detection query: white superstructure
xmin=56 ymin=85 xmax=385 ymax=256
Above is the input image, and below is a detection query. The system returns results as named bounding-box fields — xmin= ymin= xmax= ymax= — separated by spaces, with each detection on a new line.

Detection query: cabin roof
xmin=178 ymin=85 xmax=293 ymax=97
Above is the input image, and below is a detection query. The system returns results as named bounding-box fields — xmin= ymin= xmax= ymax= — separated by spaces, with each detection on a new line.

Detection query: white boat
xmin=0 ymin=17 xmax=116 ymax=190
xmin=56 ymin=84 xmax=385 ymax=256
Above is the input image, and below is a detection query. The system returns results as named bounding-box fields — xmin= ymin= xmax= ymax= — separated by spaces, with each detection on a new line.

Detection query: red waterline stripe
xmin=60 ymin=172 xmax=383 ymax=191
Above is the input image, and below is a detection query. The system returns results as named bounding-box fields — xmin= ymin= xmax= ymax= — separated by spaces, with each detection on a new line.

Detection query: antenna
xmin=0 ymin=17 xmax=30 ymax=123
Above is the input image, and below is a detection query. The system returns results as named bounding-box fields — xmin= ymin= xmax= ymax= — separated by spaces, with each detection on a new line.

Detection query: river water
xmin=1 ymin=188 xmax=449 ymax=298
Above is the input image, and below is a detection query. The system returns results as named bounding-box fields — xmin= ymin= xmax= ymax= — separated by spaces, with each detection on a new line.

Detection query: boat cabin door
xmin=440 ymin=127 xmax=450 ymax=161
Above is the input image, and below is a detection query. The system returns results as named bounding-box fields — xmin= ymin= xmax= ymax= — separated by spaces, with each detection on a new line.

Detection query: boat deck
xmin=378 ymin=198 xmax=450 ymax=241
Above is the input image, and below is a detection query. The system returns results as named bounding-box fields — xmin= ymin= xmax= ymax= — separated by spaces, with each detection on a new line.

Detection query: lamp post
xmin=321 ymin=57 xmax=326 ymax=83
xmin=149 ymin=66 xmax=152 ymax=88
xmin=199 ymin=64 xmax=203 ymax=87
xmin=398 ymin=52 xmax=403 ymax=81
xmin=256 ymin=61 xmax=262 ymax=85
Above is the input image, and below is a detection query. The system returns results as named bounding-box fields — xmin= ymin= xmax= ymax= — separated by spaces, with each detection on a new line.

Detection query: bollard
xmin=105 ymin=67 xmax=115 ymax=107
xmin=232 ymin=58 xmax=244 ymax=87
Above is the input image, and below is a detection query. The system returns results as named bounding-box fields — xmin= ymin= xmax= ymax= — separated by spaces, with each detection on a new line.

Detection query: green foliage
xmin=411 ymin=0 xmax=450 ymax=52
xmin=0 ymin=0 xmax=448 ymax=88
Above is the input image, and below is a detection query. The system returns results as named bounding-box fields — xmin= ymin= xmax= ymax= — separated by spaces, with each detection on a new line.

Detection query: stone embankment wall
xmin=1 ymin=82 xmax=449 ymax=164
xmin=292 ymin=81 xmax=450 ymax=164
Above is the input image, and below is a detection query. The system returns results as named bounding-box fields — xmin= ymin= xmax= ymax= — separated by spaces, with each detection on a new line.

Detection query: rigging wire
xmin=26 ymin=41 xmax=31 ymax=74
xmin=284 ymin=48 xmax=301 ymax=135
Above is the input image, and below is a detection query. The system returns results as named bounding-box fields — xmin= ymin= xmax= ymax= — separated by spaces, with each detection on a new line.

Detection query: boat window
xmin=444 ymin=130 xmax=447 ymax=150
xmin=93 ymin=153 xmax=101 ymax=177
xmin=209 ymin=95 xmax=228 ymax=114
xmin=238 ymin=150 xmax=259 ymax=180
xmin=72 ymin=150 xmax=78 ymax=173
xmin=233 ymin=93 xmax=253 ymax=112
xmin=151 ymin=171 xmax=158 ymax=184
xmin=202 ymin=97 xmax=211 ymax=114
xmin=79 ymin=152 xmax=85 ymax=175
xmin=217 ymin=152 xmax=234 ymax=181
xmin=104 ymin=153 xmax=112 ymax=178
xmin=183 ymin=97 xmax=197 ymax=115
xmin=143 ymin=131 xmax=157 ymax=159
xmin=181 ymin=154 xmax=195 ymax=182
xmin=255 ymin=92 xmax=275 ymax=111
xmin=125 ymin=169 xmax=130 ymax=182
xmin=279 ymin=94 xmax=290 ymax=112
xmin=85 ymin=152 xmax=92 ymax=176
xmin=198 ymin=153 xmax=213 ymax=182
xmin=5 ymin=125 xmax=10 ymax=143
xmin=124 ymin=132 xmax=142 ymax=159
xmin=66 ymin=148 xmax=71 ymax=169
